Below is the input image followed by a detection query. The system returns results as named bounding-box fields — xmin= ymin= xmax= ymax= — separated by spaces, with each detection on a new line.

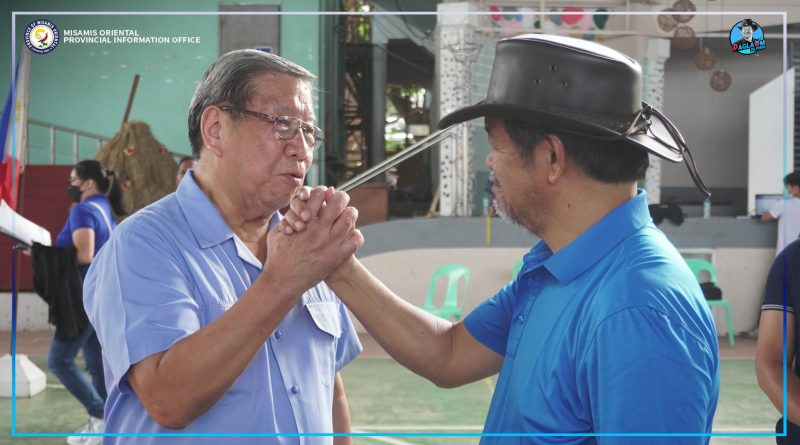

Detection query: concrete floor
xmin=0 ymin=332 xmax=781 ymax=445
xmin=0 ymin=330 xmax=759 ymax=359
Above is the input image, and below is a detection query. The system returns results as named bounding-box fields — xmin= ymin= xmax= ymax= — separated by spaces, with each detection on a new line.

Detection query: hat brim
xmin=437 ymin=102 xmax=683 ymax=163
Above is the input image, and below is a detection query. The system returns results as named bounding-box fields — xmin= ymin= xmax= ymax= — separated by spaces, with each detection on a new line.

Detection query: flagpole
xmin=0 ymin=49 xmax=45 ymax=399
xmin=10 ymin=245 xmax=16 ymax=356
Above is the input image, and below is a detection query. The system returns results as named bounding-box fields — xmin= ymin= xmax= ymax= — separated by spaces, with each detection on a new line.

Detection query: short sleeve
xmin=762 ymin=240 xmax=800 ymax=312
xmin=463 ymin=282 xmax=515 ymax=355
xmin=334 ymin=301 xmax=362 ymax=372
xmin=769 ymin=199 xmax=785 ymax=219
xmin=578 ymin=307 xmax=718 ymax=444
xmin=83 ymin=219 xmax=200 ymax=390
xmin=68 ymin=203 xmax=98 ymax=232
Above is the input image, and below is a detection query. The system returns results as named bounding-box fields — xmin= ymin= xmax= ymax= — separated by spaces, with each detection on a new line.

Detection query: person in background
xmin=175 ymin=155 xmax=196 ymax=186
xmin=761 ymin=172 xmax=800 ymax=255
xmin=54 ymin=159 xmax=125 ymax=445
xmin=83 ymin=49 xmax=362 ymax=445
xmin=756 ymin=237 xmax=800 ymax=444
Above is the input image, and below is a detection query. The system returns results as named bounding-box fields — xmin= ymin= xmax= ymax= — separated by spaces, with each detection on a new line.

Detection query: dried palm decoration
xmin=95 ymin=120 xmax=177 ymax=217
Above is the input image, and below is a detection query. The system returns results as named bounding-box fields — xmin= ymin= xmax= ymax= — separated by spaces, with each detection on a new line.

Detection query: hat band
xmin=552 ymin=108 xmax=634 ymax=134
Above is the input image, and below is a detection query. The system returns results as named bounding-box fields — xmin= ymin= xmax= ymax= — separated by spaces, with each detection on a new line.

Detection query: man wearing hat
xmin=280 ymin=34 xmax=719 ymax=442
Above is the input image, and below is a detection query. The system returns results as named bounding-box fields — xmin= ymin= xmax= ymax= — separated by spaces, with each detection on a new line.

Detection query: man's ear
xmin=200 ymin=106 xmax=224 ymax=158
xmin=541 ymin=134 xmax=567 ymax=184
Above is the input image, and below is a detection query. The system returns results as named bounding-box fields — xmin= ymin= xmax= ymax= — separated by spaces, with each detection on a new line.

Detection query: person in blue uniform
xmin=54 ymin=159 xmax=125 ymax=445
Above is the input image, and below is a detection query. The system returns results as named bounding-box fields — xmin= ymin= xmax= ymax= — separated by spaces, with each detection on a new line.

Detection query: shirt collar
xmin=176 ymin=171 xmax=281 ymax=249
xmin=523 ymin=189 xmax=651 ymax=284
xmin=176 ymin=171 xmax=235 ymax=248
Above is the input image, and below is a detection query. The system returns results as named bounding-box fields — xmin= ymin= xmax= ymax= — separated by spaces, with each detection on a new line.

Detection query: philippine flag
xmin=0 ymin=50 xmax=30 ymax=211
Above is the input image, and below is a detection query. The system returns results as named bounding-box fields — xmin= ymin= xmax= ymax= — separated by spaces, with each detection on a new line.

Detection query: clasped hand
xmin=266 ymin=186 xmax=362 ymax=290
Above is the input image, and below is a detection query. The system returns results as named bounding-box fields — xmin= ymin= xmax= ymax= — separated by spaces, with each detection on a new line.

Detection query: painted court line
xmin=356 ymin=425 xmax=773 ymax=433
xmin=352 ymin=431 xmax=417 ymax=445
xmin=712 ymin=427 xmax=774 ymax=433
xmin=483 ymin=376 xmax=494 ymax=393
xmin=355 ymin=425 xmax=483 ymax=431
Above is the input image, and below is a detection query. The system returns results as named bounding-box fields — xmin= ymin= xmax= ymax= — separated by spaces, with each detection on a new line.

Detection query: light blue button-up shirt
xmin=84 ymin=172 xmax=362 ymax=444
xmin=465 ymin=190 xmax=719 ymax=445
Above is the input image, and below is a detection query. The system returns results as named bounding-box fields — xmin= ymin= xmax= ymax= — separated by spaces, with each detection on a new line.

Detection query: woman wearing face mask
xmin=52 ymin=159 xmax=125 ymax=444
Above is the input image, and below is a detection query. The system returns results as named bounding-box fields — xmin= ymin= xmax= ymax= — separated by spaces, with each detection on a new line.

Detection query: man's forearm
xmin=129 ymin=271 xmax=303 ymax=429
xmin=332 ymin=373 xmax=352 ymax=445
xmin=758 ymin=360 xmax=800 ymax=426
xmin=326 ymin=257 xmax=459 ymax=386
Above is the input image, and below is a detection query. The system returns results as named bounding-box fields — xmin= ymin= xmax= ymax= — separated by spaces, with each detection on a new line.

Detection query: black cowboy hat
xmin=437 ymin=34 xmax=709 ymax=195
xmin=737 ymin=18 xmax=759 ymax=30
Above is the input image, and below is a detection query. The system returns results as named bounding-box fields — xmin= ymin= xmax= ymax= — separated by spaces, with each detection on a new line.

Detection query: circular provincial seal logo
xmin=24 ymin=19 xmax=60 ymax=54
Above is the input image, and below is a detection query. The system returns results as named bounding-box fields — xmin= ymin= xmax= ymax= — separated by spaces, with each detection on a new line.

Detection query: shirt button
xmin=274 ymin=331 xmax=283 ymax=340
xmin=518 ymin=315 xmax=525 ymax=324
xmin=290 ymin=385 xmax=300 ymax=395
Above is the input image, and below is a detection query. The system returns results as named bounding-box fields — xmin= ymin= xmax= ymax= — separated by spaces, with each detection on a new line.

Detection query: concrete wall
xmin=715 ymin=248 xmax=774 ymax=334
xmin=355 ymin=247 xmax=527 ymax=332
xmin=747 ymin=67 xmax=795 ymax=212
xmin=661 ymin=37 xmax=787 ymax=191
xmin=352 ymin=245 xmax=773 ymax=336
xmin=0 ymin=292 xmax=51 ymax=332
xmin=0 ymin=216 xmax=778 ymax=336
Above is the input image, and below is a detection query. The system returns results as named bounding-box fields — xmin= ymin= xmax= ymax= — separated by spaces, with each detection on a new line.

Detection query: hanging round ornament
xmin=671 ymin=0 xmax=696 ymax=24
xmin=693 ymin=47 xmax=716 ymax=70
xmin=672 ymin=25 xmax=697 ymax=50
xmin=658 ymin=9 xmax=679 ymax=33
xmin=710 ymin=70 xmax=731 ymax=92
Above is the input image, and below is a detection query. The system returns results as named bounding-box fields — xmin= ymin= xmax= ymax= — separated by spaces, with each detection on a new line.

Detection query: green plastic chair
xmin=422 ymin=264 xmax=470 ymax=321
xmin=684 ymin=258 xmax=735 ymax=348
xmin=513 ymin=259 xmax=524 ymax=278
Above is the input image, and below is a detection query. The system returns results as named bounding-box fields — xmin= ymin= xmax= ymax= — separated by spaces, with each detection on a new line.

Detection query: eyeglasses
xmin=219 ymin=106 xmax=324 ymax=148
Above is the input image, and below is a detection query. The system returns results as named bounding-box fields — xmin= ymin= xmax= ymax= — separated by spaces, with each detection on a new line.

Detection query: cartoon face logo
xmin=740 ymin=24 xmax=753 ymax=42
xmin=24 ymin=19 xmax=59 ymax=54
xmin=729 ymin=18 xmax=765 ymax=55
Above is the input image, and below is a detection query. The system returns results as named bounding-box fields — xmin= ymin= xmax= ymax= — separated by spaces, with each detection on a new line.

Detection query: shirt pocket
xmin=306 ymin=302 xmax=343 ymax=339
xmin=305 ymin=301 xmax=342 ymax=388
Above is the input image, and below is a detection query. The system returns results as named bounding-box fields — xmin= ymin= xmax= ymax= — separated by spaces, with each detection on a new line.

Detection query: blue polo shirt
xmin=465 ymin=190 xmax=719 ymax=445
xmin=83 ymin=172 xmax=361 ymax=444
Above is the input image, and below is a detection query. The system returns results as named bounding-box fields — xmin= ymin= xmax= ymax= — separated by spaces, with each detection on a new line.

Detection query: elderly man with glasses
xmin=84 ymin=49 xmax=364 ymax=445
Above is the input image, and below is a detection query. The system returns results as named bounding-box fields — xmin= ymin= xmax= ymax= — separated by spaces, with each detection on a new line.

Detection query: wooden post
xmin=121 ymin=74 xmax=141 ymax=128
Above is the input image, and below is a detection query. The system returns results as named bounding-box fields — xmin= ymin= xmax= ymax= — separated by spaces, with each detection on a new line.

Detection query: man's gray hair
xmin=187 ymin=49 xmax=315 ymax=157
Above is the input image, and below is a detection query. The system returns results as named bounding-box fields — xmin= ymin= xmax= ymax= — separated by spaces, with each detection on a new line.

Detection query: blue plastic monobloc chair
xmin=513 ymin=259 xmax=524 ymax=278
xmin=422 ymin=264 xmax=470 ymax=321
xmin=684 ymin=258 xmax=735 ymax=348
